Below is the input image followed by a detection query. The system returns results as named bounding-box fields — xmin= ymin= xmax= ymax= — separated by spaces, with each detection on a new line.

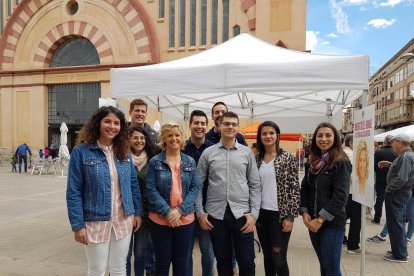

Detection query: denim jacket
xmin=66 ymin=142 xmax=144 ymax=232
xmin=146 ymin=151 xmax=200 ymax=217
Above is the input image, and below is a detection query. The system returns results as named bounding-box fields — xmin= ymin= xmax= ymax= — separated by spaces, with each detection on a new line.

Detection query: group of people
xmin=69 ymin=97 xmax=414 ymax=276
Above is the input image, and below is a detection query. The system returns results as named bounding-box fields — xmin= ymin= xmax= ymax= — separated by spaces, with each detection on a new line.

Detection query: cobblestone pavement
xmin=0 ymin=166 xmax=412 ymax=275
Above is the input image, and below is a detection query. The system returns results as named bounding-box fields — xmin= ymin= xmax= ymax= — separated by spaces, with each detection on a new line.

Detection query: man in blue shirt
xmin=183 ymin=110 xmax=215 ymax=276
xmin=15 ymin=143 xmax=32 ymax=173
xmin=205 ymin=102 xmax=247 ymax=146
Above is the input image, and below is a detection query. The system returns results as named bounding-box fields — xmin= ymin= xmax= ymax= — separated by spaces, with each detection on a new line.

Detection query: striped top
xmin=149 ymin=161 xmax=195 ymax=226
xmin=85 ymin=142 xmax=134 ymax=243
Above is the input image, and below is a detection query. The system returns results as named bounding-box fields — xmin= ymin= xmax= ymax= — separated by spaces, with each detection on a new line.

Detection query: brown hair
xmin=219 ymin=111 xmax=239 ymax=124
xmin=309 ymin=122 xmax=347 ymax=170
xmin=77 ymin=106 xmax=130 ymax=160
xmin=129 ymin=98 xmax=148 ymax=112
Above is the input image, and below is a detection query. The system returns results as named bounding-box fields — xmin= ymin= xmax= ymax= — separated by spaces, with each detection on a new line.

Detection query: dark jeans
xmin=150 ymin=221 xmax=194 ymax=276
xmin=374 ymin=183 xmax=386 ymax=222
xmin=385 ymin=190 xmax=412 ymax=259
xmin=209 ymin=207 xmax=255 ymax=276
xmin=18 ymin=154 xmax=28 ymax=173
xmin=256 ymin=209 xmax=291 ymax=276
xmin=309 ymin=228 xmax=344 ymax=276
xmin=346 ymin=195 xmax=361 ymax=250
xmin=126 ymin=224 xmax=155 ymax=276
xmin=188 ymin=221 xmax=215 ymax=276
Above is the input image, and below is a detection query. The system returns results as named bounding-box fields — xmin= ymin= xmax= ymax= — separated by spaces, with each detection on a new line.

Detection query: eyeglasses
xmin=221 ymin=122 xmax=239 ymax=127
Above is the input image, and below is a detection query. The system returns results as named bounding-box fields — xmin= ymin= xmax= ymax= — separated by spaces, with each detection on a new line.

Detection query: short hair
xmin=219 ymin=111 xmax=239 ymax=124
xmin=158 ymin=122 xmax=185 ymax=150
xmin=344 ymin=134 xmax=353 ymax=147
xmin=77 ymin=106 xmax=130 ymax=160
xmin=189 ymin=110 xmax=208 ymax=124
xmin=211 ymin=101 xmax=228 ymax=114
xmin=129 ymin=98 xmax=148 ymax=112
xmin=384 ymin=135 xmax=393 ymax=146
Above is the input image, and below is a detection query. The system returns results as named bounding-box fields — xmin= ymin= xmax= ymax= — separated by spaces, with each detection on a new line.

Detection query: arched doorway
xmin=48 ymin=37 xmax=101 ymax=155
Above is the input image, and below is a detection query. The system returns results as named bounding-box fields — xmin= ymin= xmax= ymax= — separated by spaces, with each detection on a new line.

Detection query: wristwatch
xmin=317 ymin=217 xmax=325 ymax=224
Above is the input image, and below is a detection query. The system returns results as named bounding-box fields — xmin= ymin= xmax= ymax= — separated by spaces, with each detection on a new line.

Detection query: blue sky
xmin=306 ymin=0 xmax=414 ymax=76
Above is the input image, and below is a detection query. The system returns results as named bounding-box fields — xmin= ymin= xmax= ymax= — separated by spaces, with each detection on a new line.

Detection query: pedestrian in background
xmin=300 ymin=122 xmax=351 ymax=276
xmin=66 ymin=106 xmax=144 ymax=275
xmin=14 ymin=143 xmax=32 ymax=173
xmin=11 ymin=155 xmax=17 ymax=172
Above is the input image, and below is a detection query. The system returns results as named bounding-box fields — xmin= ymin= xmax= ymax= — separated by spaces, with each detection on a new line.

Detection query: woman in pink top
xmin=146 ymin=122 xmax=200 ymax=276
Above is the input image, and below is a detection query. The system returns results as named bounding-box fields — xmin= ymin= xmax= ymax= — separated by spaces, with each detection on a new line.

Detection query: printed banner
xmin=352 ymin=105 xmax=375 ymax=207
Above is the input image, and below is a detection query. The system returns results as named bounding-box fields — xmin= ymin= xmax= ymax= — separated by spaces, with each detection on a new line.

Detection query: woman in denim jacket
xmin=300 ymin=122 xmax=351 ymax=276
xmin=146 ymin=122 xmax=200 ymax=276
xmin=66 ymin=106 xmax=144 ymax=276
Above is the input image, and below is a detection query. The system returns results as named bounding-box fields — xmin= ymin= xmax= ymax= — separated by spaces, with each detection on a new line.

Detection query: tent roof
xmin=110 ymin=33 xmax=369 ymax=132
xmin=374 ymin=125 xmax=414 ymax=142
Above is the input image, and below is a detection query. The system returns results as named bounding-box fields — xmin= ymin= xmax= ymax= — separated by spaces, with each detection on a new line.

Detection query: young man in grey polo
xmin=196 ymin=111 xmax=261 ymax=276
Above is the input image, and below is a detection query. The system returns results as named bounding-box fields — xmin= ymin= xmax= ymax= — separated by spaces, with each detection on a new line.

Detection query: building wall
xmin=0 ymin=0 xmax=306 ymax=153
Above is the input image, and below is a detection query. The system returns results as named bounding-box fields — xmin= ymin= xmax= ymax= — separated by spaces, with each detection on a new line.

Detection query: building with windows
xmin=369 ymin=38 xmax=414 ymax=133
xmin=0 ymin=0 xmax=306 ymax=153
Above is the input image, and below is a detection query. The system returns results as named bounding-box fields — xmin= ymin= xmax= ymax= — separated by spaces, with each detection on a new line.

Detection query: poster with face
xmin=352 ymin=105 xmax=375 ymax=207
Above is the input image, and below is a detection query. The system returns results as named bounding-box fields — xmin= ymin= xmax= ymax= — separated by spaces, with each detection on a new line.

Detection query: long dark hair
xmin=256 ymin=121 xmax=283 ymax=159
xmin=77 ymin=106 xmax=130 ymax=160
xmin=129 ymin=126 xmax=158 ymax=159
xmin=309 ymin=122 xmax=346 ymax=170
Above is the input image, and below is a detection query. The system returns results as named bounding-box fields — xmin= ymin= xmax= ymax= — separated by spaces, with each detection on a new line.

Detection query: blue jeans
xmin=126 ymin=224 xmax=155 ymax=276
xmin=406 ymin=194 xmax=414 ymax=240
xmin=374 ymin=183 xmax=386 ymax=222
xmin=385 ymin=190 xmax=412 ymax=259
xmin=18 ymin=154 xmax=28 ymax=173
xmin=188 ymin=221 xmax=215 ymax=276
xmin=309 ymin=228 xmax=344 ymax=276
xmin=150 ymin=221 xmax=194 ymax=276
xmin=209 ymin=207 xmax=255 ymax=276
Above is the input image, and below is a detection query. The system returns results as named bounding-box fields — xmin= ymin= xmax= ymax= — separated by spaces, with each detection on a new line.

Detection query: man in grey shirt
xmin=196 ymin=111 xmax=261 ymax=276
xmin=380 ymin=133 xmax=414 ymax=263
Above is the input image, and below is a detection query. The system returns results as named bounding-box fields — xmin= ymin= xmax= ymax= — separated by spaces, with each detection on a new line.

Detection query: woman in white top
xmin=255 ymin=121 xmax=300 ymax=276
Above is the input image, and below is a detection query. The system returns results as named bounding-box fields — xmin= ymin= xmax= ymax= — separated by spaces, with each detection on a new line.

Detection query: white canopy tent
xmin=374 ymin=125 xmax=414 ymax=142
xmin=110 ymin=33 xmax=369 ymax=132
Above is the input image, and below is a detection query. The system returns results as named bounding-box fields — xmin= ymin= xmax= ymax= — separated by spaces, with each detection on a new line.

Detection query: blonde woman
xmin=146 ymin=122 xmax=200 ymax=276
xmin=355 ymin=140 xmax=369 ymax=195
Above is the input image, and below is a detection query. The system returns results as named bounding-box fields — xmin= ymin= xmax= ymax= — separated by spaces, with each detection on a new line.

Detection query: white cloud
xmin=330 ymin=0 xmax=351 ymax=34
xmin=306 ymin=31 xmax=319 ymax=51
xmin=327 ymin=33 xmax=339 ymax=38
xmin=378 ymin=0 xmax=403 ymax=7
xmin=367 ymin=18 xmax=396 ymax=28
xmin=341 ymin=0 xmax=368 ymax=5
xmin=321 ymin=41 xmax=331 ymax=45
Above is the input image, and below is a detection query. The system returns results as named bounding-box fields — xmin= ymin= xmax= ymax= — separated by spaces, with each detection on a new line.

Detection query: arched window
xmin=50 ymin=37 xmax=99 ymax=67
xmin=159 ymin=0 xmax=165 ymax=18
xmin=48 ymin=37 xmax=101 ymax=149
xmin=233 ymin=25 xmax=241 ymax=37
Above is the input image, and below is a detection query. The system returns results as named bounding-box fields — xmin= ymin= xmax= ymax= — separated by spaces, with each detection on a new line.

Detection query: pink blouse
xmin=85 ymin=142 xmax=134 ymax=243
xmin=149 ymin=161 xmax=195 ymax=226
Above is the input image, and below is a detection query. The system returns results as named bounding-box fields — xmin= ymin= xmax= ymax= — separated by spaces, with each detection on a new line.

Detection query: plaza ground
xmin=0 ymin=166 xmax=412 ymax=275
